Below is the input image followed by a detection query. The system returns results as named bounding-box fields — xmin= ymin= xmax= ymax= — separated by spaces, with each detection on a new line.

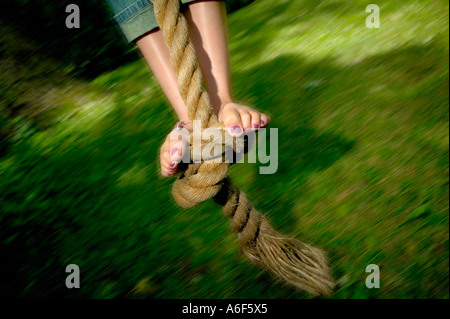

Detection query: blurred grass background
xmin=0 ymin=0 xmax=448 ymax=298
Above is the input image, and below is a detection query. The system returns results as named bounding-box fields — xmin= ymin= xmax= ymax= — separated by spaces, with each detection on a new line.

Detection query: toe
xmin=240 ymin=110 xmax=252 ymax=132
xmin=161 ymin=142 xmax=185 ymax=177
xmin=170 ymin=141 xmax=186 ymax=163
xmin=161 ymin=150 xmax=172 ymax=177
xmin=224 ymin=109 xmax=243 ymax=137
xmin=250 ymin=111 xmax=261 ymax=130
xmin=260 ymin=114 xmax=271 ymax=127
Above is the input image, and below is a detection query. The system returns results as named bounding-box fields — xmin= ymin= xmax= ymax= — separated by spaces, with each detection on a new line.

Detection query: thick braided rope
xmin=152 ymin=0 xmax=335 ymax=295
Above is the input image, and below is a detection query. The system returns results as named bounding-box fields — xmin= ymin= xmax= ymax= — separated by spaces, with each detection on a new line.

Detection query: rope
xmin=152 ymin=0 xmax=335 ymax=295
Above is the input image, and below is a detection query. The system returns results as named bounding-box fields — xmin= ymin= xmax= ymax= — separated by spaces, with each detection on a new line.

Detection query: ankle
xmin=216 ymin=100 xmax=234 ymax=114
xmin=174 ymin=120 xmax=193 ymax=132
xmin=211 ymin=95 xmax=234 ymax=115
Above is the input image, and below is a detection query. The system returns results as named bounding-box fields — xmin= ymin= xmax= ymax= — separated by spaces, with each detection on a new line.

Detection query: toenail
xmin=171 ymin=148 xmax=179 ymax=156
xmin=230 ymin=125 xmax=243 ymax=135
xmin=253 ymin=124 xmax=260 ymax=129
xmin=245 ymin=128 xmax=253 ymax=133
xmin=260 ymin=120 xmax=265 ymax=126
xmin=170 ymin=162 xmax=176 ymax=168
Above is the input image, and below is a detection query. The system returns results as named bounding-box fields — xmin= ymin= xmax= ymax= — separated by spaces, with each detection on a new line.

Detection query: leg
xmin=184 ymin=0 xmax=271 ymax=132
xmin=184 ymin=0 xmax=231 ymax=114
xmin=136 ymin=30 xmax=189 ymax=177
xmin=136 ymin=30 xmax=191 ymax=124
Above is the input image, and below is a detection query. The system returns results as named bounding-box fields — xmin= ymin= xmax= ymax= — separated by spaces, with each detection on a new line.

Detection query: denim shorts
xmin=106 ymin=0 xmax=222 ymax=43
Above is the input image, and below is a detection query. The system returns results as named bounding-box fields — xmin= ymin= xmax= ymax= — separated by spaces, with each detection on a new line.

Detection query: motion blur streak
xmin=0 ymin=0 xmax=448 ymax=298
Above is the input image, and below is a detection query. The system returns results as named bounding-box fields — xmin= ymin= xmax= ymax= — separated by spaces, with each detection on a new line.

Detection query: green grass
xmin=1 ymin=0 xmax=448 ymax=298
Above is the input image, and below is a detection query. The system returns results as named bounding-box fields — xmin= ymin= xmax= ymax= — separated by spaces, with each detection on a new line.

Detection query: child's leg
xmin=184 ymin=0 xmax=231 ymax=114
xmin=136 ymin=31 xmax=190 ymax=177
xmin=136 ymin=30 xmax=191 ymax=125
xmin=184 ymin=1 xmax=270 ymax=131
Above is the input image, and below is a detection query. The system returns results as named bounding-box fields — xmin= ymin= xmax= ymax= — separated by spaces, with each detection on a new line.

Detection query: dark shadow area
xmin=0 ymin=0 xmax=138 ymax=79
xmin=0 ymin=0 xmax=255 ymax=79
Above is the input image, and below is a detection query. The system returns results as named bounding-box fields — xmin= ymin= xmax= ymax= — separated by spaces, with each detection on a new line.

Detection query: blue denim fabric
xmin=106 ymin=0 xmax=156 ymax=42
xmin=107 ymin=0 xmax=152 ymax=24
xmin=106 ymin=0 xmax=217 ymax=43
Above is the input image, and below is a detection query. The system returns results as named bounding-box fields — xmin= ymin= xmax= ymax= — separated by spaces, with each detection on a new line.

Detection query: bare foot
xmin=160 ymin=103 xmax=271 ymax=177
xmin=218 ymin=102 xmax=271 ymax=137
xmin=160 ymin=122 xmax=191 ymax=177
